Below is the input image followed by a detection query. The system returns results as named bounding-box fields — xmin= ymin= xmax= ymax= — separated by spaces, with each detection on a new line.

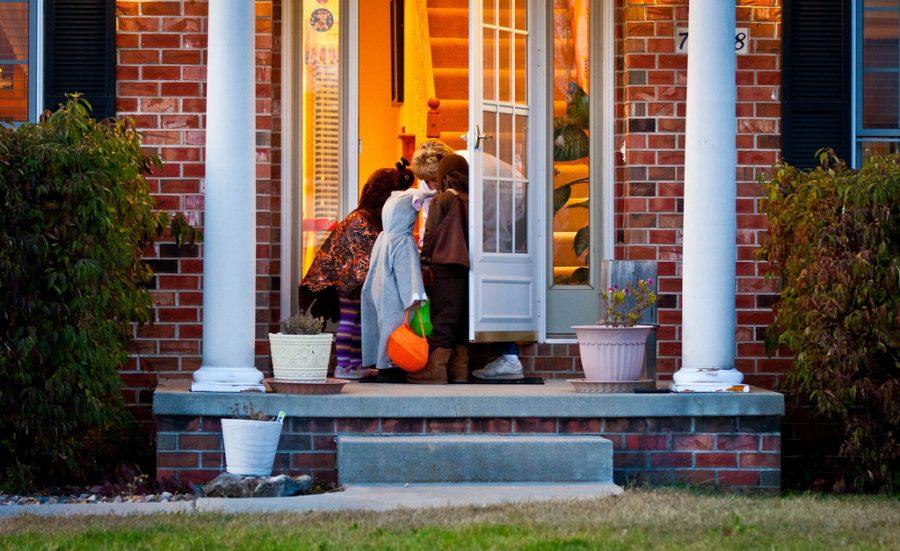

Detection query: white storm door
xmin=468 ymin=0 xmax=540 ymax=342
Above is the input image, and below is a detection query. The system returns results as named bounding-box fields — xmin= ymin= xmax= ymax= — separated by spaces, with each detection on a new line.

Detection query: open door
xmin=467 ymin=0 xmax=539 ymax=342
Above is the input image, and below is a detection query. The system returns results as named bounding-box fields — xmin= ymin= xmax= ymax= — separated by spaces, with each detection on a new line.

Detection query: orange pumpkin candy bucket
xmin=387 ymin=310 xmax=429 ymax=372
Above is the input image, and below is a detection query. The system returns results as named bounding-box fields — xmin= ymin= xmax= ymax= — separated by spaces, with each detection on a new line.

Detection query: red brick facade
xmin=115 ymin=0 xmax=284 ymax=424
xmin=156 ymin=413 xmax=781 ymax=492
xmin=115 ymin=1 xmax=789 ymax=423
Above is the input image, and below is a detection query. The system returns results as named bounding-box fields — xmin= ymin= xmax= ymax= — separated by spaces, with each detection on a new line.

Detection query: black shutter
xmin=44 ymin=0 xmax=116 ymax=118
xmin=782 ymin=0 xmax=852 ymax=167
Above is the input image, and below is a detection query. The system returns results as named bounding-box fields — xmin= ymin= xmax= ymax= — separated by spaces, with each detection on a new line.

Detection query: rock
xmin=253 ymin=474 xmax=312 ymax=498
xmin=113 ymin=496 xmax=123 ymax=503
xmin=160 ymin=491 xmax=173 ymax=501
xmin=202 ymin=473 xmax=258 ymax=498
xmin=203 ymin=473 xmax=313 ymax=498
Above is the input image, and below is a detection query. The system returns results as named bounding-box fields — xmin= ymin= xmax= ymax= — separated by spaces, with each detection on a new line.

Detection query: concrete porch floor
xmin=154 ymin=379 xmax=784 ymax=419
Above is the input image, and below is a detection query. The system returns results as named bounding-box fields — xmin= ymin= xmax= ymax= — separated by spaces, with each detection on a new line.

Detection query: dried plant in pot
xmin=221 ymin=404 xmax=285 ymax=476
xmin=269 ymin=307 xmax=333 ymax=382
xmin=572 ymin=279 xmax=656 ymax=382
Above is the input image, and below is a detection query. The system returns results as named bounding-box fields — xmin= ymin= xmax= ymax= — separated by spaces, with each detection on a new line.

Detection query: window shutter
xmin=782 ymin=0 xmax=852 ymax=167
xmin=43 ymin=0 xmax=115 ymax=118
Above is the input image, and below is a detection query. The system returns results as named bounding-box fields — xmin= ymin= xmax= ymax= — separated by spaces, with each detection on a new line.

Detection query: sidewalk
xmin=0 ymin=483 xmax=621 ymax=518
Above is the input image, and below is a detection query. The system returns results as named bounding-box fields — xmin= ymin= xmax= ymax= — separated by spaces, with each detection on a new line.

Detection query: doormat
xmin=359 ymin=368 xmax=544 ymax=385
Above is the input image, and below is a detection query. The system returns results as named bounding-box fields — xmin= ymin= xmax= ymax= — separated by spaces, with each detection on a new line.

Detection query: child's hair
xmin=411 ymin=140 xmax=454 ymax=181
xmin=436 ymin=154 xmax=469 ymax=193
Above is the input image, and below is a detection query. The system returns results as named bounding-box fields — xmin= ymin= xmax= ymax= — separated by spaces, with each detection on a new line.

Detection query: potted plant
xmin=572 ymin=278 xmax=657 ymax=382
xmin=269 ymin=308 xmax=332 ymax=382
xmin=221 ymin=405 xmax=285 ymax=476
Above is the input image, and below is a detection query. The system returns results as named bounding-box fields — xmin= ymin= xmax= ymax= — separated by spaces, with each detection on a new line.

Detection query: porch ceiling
xmin=154 ymin=380 xmax=784 ymax=419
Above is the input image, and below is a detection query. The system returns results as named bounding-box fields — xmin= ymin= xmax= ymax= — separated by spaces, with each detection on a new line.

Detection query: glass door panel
xmin=469 ymin=0 xmax=537 ymax=341
xmin=546 ymin=0 xmax=600 ymax=335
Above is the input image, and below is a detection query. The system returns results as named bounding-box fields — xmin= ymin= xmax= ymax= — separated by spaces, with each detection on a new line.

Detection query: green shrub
xmin=0 ymin=96 xmax=196 ymax=491
xmin=759 ymin=152 xmax=899 ymax=492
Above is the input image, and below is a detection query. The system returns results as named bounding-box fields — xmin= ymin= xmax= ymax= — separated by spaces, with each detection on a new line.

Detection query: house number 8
xmin=675 ymin=27 xmax=749 ymax=55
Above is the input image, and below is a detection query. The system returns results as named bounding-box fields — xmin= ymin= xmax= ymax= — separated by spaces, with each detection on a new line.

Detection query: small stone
xmin=160 ymin=491 xmax=173 ymax=501
xmin=48 ymin=497 xmax=59 ymax=504
xmin=87 ymin=494 xmax=97 ymax=502
xmin=113 ymin=496 xmax=123 ymax=503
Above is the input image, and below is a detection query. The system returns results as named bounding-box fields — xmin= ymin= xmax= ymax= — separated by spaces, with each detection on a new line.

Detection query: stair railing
xmin=415 ymin=0 xmax=437 ymax=101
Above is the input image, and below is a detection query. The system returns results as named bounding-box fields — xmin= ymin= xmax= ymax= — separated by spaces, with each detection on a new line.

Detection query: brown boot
xmin=448 ymin=345 xmax=469 ymax=383
xmin=407 ymin=348 xmax=451 ymax=384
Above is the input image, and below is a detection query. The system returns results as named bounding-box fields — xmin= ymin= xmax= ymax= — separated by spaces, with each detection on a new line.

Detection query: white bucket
xmin=269 ymin=333 xmax=333 ymax=382
xmin=221 ymin=418 xmax=283 ymax=476
xmin=572 ymin=325 xmax=653 ymax=382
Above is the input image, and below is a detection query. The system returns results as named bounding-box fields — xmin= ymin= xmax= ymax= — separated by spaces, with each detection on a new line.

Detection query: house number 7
xmin=675 ymin=27 xmax=749 ymax=55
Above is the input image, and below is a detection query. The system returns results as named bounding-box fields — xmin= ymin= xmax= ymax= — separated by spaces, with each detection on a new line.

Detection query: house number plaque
xmin=675 ymin=27 xmax=749 ymax=55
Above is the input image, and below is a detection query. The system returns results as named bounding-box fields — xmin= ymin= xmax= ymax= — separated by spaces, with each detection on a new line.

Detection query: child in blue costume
xmin=360 ymin=187 xmax=437 ymax=370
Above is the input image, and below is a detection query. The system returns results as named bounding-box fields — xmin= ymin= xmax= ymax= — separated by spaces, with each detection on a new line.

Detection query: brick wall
xmin=115 ymin=0 xmax=283 ymax=425
xmin=113 ymin=2 xmax=792 ymax=420
xmin=614 ymin=0 xmax=790 ymax=388
xmin=156 ymin=414 xmax=781 ymax=492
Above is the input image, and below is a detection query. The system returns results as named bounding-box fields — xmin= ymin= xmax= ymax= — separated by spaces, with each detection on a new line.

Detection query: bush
xmin=0 ymin=97 xmax=196 ymax=491
xmin=759 ymin=152 xmax=899 ymax=492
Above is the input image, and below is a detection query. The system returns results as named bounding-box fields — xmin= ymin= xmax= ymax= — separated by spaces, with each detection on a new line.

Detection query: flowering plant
xmin=599 ymin=278 xmax=656 ymax=327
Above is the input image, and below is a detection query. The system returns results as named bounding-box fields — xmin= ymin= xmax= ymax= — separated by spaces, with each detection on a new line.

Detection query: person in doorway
xmin=473 ymin=342 xmax=525 ymax=380
xmin=413 ymin=154 xmax=471 ymax=384
xmin=301 ymin=160 xmax=416 ymax=379
xmin=361 ymin=186 xmax=437 ymax=370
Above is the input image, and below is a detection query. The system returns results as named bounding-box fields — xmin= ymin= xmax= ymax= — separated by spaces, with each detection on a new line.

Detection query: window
xmin=856 ymin=0 xmax=900 ymax=163
xmin=300 ymin=0 xmax=341 ymax=276
xmin=0 ymin=0 xmax=38 ymax=122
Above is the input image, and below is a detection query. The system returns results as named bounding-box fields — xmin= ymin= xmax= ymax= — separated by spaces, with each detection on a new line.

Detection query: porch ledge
xmin=153 ymin=380 xmax=784 ymax=418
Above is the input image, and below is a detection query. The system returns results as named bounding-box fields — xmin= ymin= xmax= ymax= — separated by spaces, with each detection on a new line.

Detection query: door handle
xmin=474 ymin=125 xmax=493 ymax=149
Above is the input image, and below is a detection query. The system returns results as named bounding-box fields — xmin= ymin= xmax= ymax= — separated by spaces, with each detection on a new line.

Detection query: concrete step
xmin=337 ymin=434 xmax=613 ymax=484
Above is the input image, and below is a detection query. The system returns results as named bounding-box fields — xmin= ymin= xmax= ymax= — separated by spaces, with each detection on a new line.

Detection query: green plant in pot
xmin=572 ymin=279 xmax=657 ymax=383
xmin=552 ymin=82 xmax=591 ymax=285
xmin=268 ymin=307 xmax=332 ymax=383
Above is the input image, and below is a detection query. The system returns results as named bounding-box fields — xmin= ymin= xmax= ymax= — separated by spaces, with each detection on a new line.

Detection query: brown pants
xmin=428 ymin=264 xmax=468 ymax=349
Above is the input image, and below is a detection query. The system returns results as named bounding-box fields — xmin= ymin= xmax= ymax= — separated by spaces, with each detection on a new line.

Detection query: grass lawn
xmin=0 ymin=489 xmax=897 ymax=550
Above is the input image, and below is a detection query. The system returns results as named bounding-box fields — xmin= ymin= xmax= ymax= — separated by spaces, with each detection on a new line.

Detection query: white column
xmin=192 ymin=0 xmax=264 ymax=392
xmin=672 ymin=0 xmax=744 ymax=392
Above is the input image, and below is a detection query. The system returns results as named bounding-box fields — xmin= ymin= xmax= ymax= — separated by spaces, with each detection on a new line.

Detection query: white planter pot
xmin=269 ymin=333 xmax=333 ymax=382
xmin=572 ymin=325 xmax=654 ymax=382
xmin=221 ymin=418 xmax=283 ymax=476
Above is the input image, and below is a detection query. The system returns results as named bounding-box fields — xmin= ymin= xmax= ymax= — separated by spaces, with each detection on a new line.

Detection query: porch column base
xmin=670 ymin=367 xmax=744 ymax=393
xmin=191 ymin=366 xmax=265 ymax=393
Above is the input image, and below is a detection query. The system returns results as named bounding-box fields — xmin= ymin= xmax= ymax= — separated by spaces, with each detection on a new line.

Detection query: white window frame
xmin=852 ymin=0 xmax=900 ymax=167
xmin=0 ymin=0 xmax=42 ymax=122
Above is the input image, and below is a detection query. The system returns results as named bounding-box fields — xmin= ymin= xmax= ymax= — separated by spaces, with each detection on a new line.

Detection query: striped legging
xmin=334 ymin=294 xmax=363 ymax=379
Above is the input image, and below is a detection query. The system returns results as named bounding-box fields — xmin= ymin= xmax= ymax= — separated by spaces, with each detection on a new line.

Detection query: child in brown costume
xmin=412 ymin=154 xmax=470 ymax=384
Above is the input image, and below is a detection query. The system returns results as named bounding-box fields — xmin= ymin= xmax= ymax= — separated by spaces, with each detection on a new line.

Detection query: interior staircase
xmin=427 ymin=0 xmax=470 ymax=151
